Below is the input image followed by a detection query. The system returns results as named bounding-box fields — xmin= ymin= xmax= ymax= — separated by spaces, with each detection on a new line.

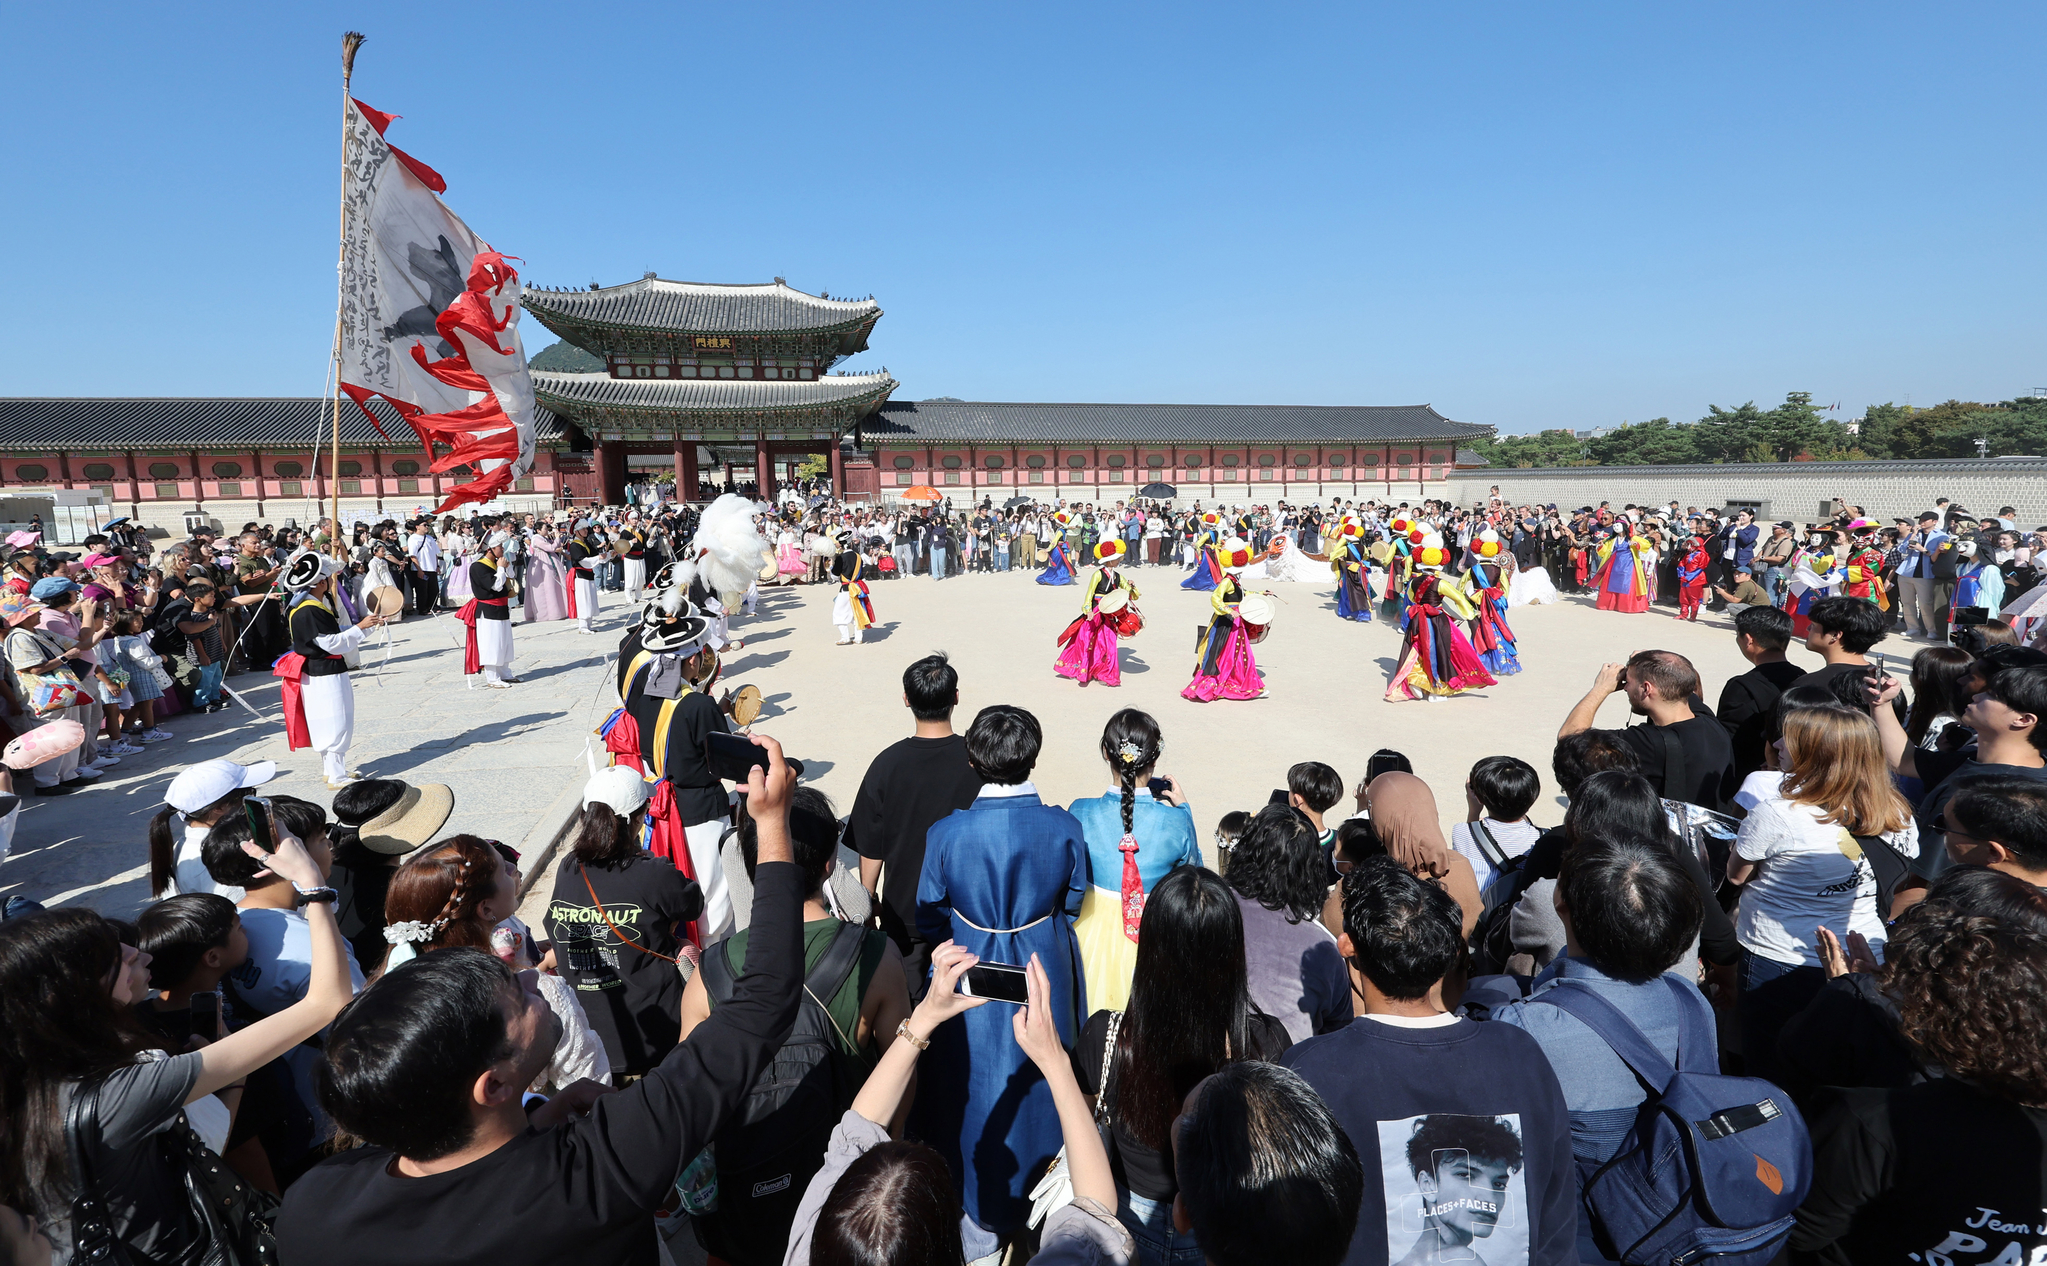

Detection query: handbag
xmin=65 ymin=1073 xmax=282 ymax=1266
xmin=20 ymin=671 xmax=94 ymax=718
xmin=1027 ymin=1012 xmax=1122 ymax=1229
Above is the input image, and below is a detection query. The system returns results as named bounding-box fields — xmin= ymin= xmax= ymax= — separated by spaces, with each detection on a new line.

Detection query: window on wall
xmin=397 ymin=479 xmax=420 ymax=493
xmin=272 ymin=460 xmax=304 ymax=477
xmin=1066 ymin=455 xmax=1085 ymax=467
xmin=1359 ymin=454 xmax=1379 ymax=466
xmin=1106 ymin=454 xmax=1126 ymax=467
xmin=82 ymin=463 xmax=115 ymax=479
xmin=1220 ymin=454 xmax=1240 ymax=467
xmin=154 ymin=483 xmax=179 ymax=499
xmin=15 ymin=464 xmax=48 ymax=481
xmin=1026 ymin=455 xmax=1047 ymax=468
xmin=148 ymin=462 xmax=179 ymax=478
xmin=340 ymin=480 xmax=362 ymax=494
xmin=280 ymin=482 xmax=303 ymax=496
xmin=1293 ymin=454 xmax=1312 ymax=467
xmin=1327 ymin=454 xmax=1347 ymax=467
xmin=984 ymin=456 xmax=1005 ymax=468
xmin=1146 ymin=454 xmax=1165 ymax=467
xmin=211 ymin=462 xmax=243 ymax=478
xmin=896 ymin=471 xmax=914 ymax=485
xmin=1258 ymin=454 xmax=1276 ymax=467
xmin=339 ymin=461 xmax=362 ymax=477
xmin=391 ymin=460 xmax=421 ymax=476
xmin=1030 ymin=470 xmax=1045 ymax=483
xmin=941 ymin=456 xmax=962 ymax=468
xmin=894 ymin=456 xmax=914 ymax=469
xmin=944 ymin=472 xmax=959 ymax=484
xmin=218 ymin=482 xmax=243 ymax=496
xmin=1182 ymin=455 xmax=1202 ymax=468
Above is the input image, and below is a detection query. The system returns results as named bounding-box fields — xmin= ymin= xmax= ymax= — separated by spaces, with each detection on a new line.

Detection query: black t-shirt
xmin=846 ymin=735 xmax=983 ymax=951
xmin=546 ymin=854 xmax=703 ymax=1075
xmin=1717 ymin=660 xmax=1808 ymax=787
xmin=330 ymin=842 xmax=401 ymax=971
xmin=1791 ymin=1079 xmax=2047 ymax=1265
xmin=1612 ymin=716 xmax=1735 ymax=813
xmin=1071 ymin=1009 xmax=1291 ymax=1202
xmin=1790 ymin=660 xmax=1878 ymax=702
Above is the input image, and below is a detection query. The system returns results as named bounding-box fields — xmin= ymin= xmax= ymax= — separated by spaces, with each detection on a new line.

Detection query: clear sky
xmin=3 ymin=2 xmax=2041 ymax=434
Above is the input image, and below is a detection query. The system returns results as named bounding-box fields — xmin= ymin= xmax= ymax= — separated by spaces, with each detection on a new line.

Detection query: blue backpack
xmin=1532 ymin=977 xmax=1811 ymax=1265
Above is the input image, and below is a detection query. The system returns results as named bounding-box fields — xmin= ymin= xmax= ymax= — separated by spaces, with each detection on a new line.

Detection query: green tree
xmin=1692 ymin=401 xmax=1767 ymax=462
xmin=1469 ymin=429 xmax=1588 ymax=468
xmin=1584 ymin=417 xmax=1700 ymax=466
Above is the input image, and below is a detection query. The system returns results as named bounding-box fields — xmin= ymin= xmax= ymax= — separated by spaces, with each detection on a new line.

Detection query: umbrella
xmin=899 ymin=486 xmax=943 ymax=504
xmin=1002 ymin=495 xmax=1034 ymax=510
xmin=1138 ymin=482 xmax=1177 ymax=499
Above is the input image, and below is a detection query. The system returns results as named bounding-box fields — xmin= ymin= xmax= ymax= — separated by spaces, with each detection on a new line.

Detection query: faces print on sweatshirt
xmin=1377 ymin=1112 xmax=1529 ymax=1265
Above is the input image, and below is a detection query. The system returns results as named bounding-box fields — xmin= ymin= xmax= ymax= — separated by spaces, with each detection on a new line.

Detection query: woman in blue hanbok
xmin=1037 ymin=512 xmax=1078 ymax=586
xmin=1180 ymin=511 xmax=1223 ymax=591
xmin=1951 ymin=541 xmax=2005 ymax=635
xmin=913 ymin=706 xmax=1087 ymax=1247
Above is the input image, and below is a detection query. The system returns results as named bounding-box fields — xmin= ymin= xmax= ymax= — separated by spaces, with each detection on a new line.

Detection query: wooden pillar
xmin=753 ymin=438 xmax=772 ymax=501
xmin=829 ymin=438 xmax=844 ymax=498
xmin=674 ymin=436 xmax=698 ymax=503
xmin=596 ymin=440 xmax=626 ymax=507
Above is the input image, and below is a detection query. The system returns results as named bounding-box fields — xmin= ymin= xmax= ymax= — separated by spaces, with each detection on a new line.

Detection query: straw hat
xmin=359 ymin=782 xmax=457 ymax=856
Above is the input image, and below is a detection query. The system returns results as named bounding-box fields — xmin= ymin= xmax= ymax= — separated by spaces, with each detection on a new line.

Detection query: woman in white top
xmin=1726 ymin=704 xmax=1915 ymax=1085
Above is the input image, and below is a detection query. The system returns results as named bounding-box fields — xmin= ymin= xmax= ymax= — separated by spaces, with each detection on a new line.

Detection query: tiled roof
xmin=0 ymin=397 xmax=565 ymax=451
xmin=532 ymin=371 xmax=897 ymax=413
xmin=863 ymin=401 xmax=1490 ymax=445
xmin=523 ymin=278 xmax=880 ymax=334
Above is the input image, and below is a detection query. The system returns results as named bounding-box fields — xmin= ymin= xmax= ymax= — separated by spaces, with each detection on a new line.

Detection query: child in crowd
xmin=108 ymin=609 xmax=173 ymax=742
xmin=1450 ymin=755 xmax=1544 ymax=896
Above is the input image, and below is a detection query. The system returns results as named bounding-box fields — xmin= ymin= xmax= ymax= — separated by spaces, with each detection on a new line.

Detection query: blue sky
xmin=4 ymin=2 xmax=2042 ymax=434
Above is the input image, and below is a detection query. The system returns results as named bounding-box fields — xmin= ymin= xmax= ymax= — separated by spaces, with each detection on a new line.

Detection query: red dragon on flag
xmin=335 ymin=98 xmax=536 ymax=513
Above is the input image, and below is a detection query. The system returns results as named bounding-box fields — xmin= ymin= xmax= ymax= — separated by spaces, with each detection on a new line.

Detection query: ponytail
xmin=570 ymin=801 xmax=636 ymax=867
xmin=148 ymin=806 xmax=178 ymax=898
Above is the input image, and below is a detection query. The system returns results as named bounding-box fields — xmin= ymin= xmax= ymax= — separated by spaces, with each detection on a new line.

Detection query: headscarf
xmin=1364 ymin=772 xmax=1451 ymax=877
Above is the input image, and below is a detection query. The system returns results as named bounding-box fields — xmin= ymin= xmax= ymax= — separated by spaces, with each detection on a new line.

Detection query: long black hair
xmin=1116 ymin=867 xmax=1277 ymax=1151
xmin=0 ymin=910 xmax=154 ymax=1216
xmin=811 ymin=1140 xmax=966 ymax=1266
xmin=1100 ymin=708 xmax=1162 ymax=838
xmin=1225 ymin=803 xmax=1327 ymax=922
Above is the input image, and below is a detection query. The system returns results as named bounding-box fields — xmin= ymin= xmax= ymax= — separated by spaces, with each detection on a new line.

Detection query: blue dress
xmin=1180 ymin=533 xmax=1220 ymax=591
xmin=914 ymin=788 xmax=1087 ymax=1236
xmin=1037 ymin=540 xmax=1076 ymax=586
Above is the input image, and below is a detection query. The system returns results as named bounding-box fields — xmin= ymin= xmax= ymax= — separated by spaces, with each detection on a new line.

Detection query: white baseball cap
xmin=165 ymin=758 xmax=278 ymax=815
xmin=583 ymin=766 xmax=652 ymax=819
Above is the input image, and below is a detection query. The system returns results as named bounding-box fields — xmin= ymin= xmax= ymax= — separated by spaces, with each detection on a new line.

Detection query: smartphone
xmin=960 ymin=962 xmax=1031 ymax=1005
xmin=704 ymin=731 xmax=770 ymax=782
xmin=1147 ymin=777 xmax=1172 ymax=799
xmin=189 ymin=989 xmax=222 ymax=1039
xmin=244 ymin=796 xmax=277 ymax=854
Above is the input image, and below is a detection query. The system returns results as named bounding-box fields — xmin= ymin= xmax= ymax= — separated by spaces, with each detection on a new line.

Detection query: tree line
xmin=1470 ymin=392 xmax=2047 ymax=467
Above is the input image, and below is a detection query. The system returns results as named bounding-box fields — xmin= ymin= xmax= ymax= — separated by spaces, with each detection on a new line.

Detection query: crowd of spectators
xmin=2 ymin=494 xmax=2046 ymax=1266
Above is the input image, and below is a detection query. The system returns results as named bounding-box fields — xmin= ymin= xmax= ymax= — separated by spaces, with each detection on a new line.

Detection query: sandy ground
xmin=523 ymin=560 xmax=1848 ymax=927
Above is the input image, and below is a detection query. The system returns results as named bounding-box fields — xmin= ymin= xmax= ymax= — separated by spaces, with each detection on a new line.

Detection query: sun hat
xmin=165 ymin=759 xmax=278 ymax=815
xmin=0 ymin=594 xmax=44 ymax=627
xmin=584 ymin=766 xmax=653 ymax=819
xmin=358 ymin=782 xmax=457 ymax=856
xmin=28 ymin=577 xmax=79 ymax=602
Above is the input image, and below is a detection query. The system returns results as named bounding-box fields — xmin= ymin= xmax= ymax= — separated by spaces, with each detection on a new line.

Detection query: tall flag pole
xmin=327 ymin=31 xmax=366 ymax=559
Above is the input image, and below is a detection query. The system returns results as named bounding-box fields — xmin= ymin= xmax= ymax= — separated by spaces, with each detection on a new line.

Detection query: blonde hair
xmin=1780 ymin=708 xmax=1912 ymax=836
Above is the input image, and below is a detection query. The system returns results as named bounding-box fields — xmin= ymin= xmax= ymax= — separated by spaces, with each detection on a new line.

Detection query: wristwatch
xmin=292 ymin=885 xmax=339 ymax=908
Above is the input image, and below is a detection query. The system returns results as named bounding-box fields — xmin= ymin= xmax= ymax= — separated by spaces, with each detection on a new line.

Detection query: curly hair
xmin=1886 ymin=868 xmax=2047 ymax=1106
xmin=380 ymin=835 xmax=504 ymax=968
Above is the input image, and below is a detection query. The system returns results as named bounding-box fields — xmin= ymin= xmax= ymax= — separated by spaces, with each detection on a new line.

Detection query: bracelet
xmin=895 ymin=1019 xmax=930 ymax=1052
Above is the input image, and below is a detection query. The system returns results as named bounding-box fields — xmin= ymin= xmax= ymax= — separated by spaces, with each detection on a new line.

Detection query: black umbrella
xmin=1003 ymin=495 xmax=1033 ymax=510
xmin=1138 ymin=482 xmax=1177 ymax=499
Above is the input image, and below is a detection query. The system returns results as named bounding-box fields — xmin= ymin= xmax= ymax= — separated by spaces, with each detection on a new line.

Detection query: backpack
xmin=694 ymin=920 xmax=869 ymax=1266
xmin=1531 ymin=977 xmax=1812 ymax=1265
xmin=1468 ymin=826 xmax=1561 ymax=976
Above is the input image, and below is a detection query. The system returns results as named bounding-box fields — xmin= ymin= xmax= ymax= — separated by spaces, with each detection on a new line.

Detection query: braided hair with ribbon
xmin=1100 ymin=708 xmax=1165 ymax=943
xmin=380 ymin=834 xmax=506 ymax=972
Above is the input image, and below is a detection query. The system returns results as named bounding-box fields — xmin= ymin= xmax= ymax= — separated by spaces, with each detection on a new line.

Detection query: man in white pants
xmin=460 ymin=532 xmax=518 ymax=688
xmin=619 ymin=513 xmax=648 ymax=602
xmin=566 ymin=521 xmax=606 ymax=634
xmin=281 ymin=552 xmax=384 ymax=788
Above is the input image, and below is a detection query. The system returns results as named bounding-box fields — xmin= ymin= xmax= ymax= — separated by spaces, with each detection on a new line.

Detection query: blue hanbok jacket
xmin=912 ymin=786 xmax=1087 ymax=1235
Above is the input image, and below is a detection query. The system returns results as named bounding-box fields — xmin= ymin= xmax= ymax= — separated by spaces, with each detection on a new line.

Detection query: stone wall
xmin=1444 ymin=459 xmax=2047 ymax=526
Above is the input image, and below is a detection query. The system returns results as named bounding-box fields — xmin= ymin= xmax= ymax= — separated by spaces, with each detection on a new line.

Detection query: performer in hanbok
xmin=1460 ymin=530 xmax=1520 ymax=676
xmin=775 ymin=521 xmax=805 ymax=580
xmin=1386 ymin=533 xmax=1495 ymax=702
xmin=1839 ymin=518 xmax=1891 ymax=611
xmin=522 ymin=524 xmax=569 ymax=624
xmin=1590 ymin=520 xmax=1655 ymax=613
xmin=457 ymin=531 xmax=517 ymax=688
xmin=1331 ymin=521 xmax=1374 ymax=622
xmin=1261 ymin=531 xmax=1321 ymax=583
xmin=1780 ymin=532 xmax=1843 ymax=639
xmin=1055 ymin=539 xmax=1139 ymax=687
xmin=274 ymin=551 xmax=384 ymax=788
xmin=618 ymin=514 xmax=650 ymax=601
xmin=1182 ymin=539 xmax=1265 ymax=702
xmin=565 ymin=520 xmax=607 ymax=634
xmin=1378 ymin=519 xmax=1414 ymax=621
xmin=1037 ymin=513 xmax=1078 ymax=586
xmin=1673 ymin=534 xmax=1712 ymax=622
xmin=1179 ymin=511 xmax=1224 ymax=591
xmin=830 ymin=537 xmax=876 ymax=645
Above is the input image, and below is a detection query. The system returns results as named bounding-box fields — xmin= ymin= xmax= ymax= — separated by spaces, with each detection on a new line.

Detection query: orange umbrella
xmin=899 ymin=485 xmax=943 ymax=504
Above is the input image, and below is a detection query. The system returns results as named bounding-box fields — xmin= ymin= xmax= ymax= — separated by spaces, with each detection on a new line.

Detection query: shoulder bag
xmin=65 ymin=1074 xmax=280 ymax=1266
